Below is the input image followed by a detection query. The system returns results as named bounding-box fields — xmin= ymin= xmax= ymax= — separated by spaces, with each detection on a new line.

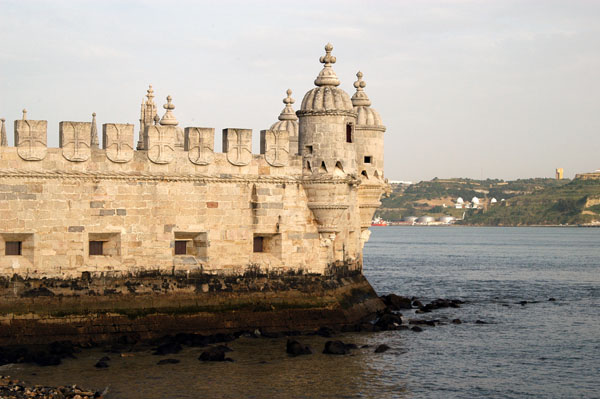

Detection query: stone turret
xmin=352 ymin=71 xmax=388 ymax=247
xmin=297 ymin=43 xmax=357 ymax=177
xmin=270 ymin=89 xmax=299 ymax=155
xmin=298 ymin=44 xmax=360 ymax=266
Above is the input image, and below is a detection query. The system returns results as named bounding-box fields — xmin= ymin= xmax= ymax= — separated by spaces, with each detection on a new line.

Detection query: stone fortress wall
xmin=0 ymin=44 xmax=387 ymax=280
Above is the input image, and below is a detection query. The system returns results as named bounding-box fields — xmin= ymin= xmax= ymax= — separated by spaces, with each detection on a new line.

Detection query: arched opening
xmin=361 ymin=170 xmax=368 ymax=179
xmin=319 ymin=161 xmax=328 ymax=173
xmin=346 ymin=123 xmax=354 ymax=143
xmin=334 ymin=161 xmax=345 ymax=177
xmin=306 ymin=160 xmax=312 ymax=172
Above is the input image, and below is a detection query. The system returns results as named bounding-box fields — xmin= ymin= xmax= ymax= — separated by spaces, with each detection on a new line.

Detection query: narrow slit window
xmin=89 ymin=241 xmax=104 ymax=256
xmin=253 ymin=236 xmax=264 ymax=253
xmin=346 ymin=123 xmax=353 ymax=143
xmin=174 ymin=240 xmax=187 ymax=255
xmin=364 ymin=156 xmax=372 ymax=164
xmin=5 ymin=241 xmax=22 ymax=256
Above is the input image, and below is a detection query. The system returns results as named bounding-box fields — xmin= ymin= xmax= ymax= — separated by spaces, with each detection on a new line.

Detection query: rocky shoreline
xmin=0 ymin=376 xmax=105 ymax=398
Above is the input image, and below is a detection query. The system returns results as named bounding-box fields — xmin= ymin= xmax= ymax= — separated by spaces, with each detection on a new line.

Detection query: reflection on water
xmin=6 ymin=227 xmax=600 ymax=398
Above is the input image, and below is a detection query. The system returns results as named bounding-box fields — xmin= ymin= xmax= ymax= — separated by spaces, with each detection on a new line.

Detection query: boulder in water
xmin=374 ymin=344 xmax=391 ymax=353
xmin=286 ymin=339 xmax=312 ymax=356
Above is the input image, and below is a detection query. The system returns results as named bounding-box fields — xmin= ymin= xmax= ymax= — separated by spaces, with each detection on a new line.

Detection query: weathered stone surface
xmin=146 ymin=125 xmax=175 ymax=164
xmin=59 ymin=121 xmax=91 ymax=162
xmin=103 ymin=123 xmax=134 ymax=163
xmin=14 ymin=119 xmax=47 ymax=161
xmin=261 ymin=129 xmax=289 ymax=167
xmin=223 ymin=128 xmax=252 ymax=166
xmin=185 ymin=127 xmax=214 ymax=165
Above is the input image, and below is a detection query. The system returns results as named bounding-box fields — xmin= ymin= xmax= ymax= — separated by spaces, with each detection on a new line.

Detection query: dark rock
xmin=323 ymin=340 xmax=353 ymax=355
xmin=153 ymin=342 xmax=182 ymax=356
xmin=410 ymin=326 xmax=423 ymax=332
xmin=374 ymin=344 xmax=391 ymax=353
xmin=199 ymin=346 xmax=227 ymax=361
xmin=475 ymin=320 xmax=488 ymax=324
xmin=32 ymin=351 xmax=61 ymax=367
xmin=286 ymin=339 xmax=312 ymax=356
xmin=94 ymin=360 xmax=109 ymax=368
xmin=452 ymin=319 xmax=462 ymax=324
xmin=157 ymin=358 xmax=180 ymax=365
xmin=375 ymin=313 xmax=403 ymax=330
xmin=518 ymin=301 xmax=528 ymax=306
xmin=98 ymin=356 xmax=111 ymax=362
xmin=548 ymin=298 xmax=556 ymax=301
xmin=358 ymin=322 xmax=377 ymax=332
xmin=409 ymin=319 xmax=436 ymax=326
xmin=381 ymin=294 xmax=413 ymax=310
xmin=412 ymin=300 xmax=424 ymax=308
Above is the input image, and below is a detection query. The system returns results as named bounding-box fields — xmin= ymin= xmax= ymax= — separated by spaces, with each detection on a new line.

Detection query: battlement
xmin=0 ymin=114 xmax=302 ymax=178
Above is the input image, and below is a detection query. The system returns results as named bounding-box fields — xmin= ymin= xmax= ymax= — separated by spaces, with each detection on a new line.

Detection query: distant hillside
xmin=462 ymin=179 xmax=600 ymax=226
xmin=376 ymin=177 xmax=570 ymax=221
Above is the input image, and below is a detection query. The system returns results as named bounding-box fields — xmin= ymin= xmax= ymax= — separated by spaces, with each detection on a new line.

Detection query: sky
xmin=0 ymin=0 xmax=599 ymax=182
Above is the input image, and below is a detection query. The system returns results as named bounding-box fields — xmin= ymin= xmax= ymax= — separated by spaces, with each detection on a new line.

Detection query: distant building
xmin=556 ymin=168 xmax=564 ymax=180
xmin=455 ymin=197 xmax=464 ymax=209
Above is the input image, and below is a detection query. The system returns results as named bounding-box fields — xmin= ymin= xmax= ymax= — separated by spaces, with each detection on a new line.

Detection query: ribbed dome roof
xmin=351 ymin=71 xmax=385 ymax=129
xmin=355 ymin=106 xmax=383 ymax=126
xmin=271 ymin=119 xmax=298 ymax=137
xmin=301 ymin=86 xmax=353 ymax=112
xmin=299 ymin=44 xmax=354 ymax=113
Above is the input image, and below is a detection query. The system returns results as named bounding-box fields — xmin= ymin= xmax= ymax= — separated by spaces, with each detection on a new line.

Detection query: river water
xmin=3 ymin=227 xmax=599 ymax=398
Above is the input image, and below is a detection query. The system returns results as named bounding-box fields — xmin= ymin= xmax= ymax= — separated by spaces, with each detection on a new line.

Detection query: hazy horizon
xmin=1 ymin=0 xmax=599 ymax=182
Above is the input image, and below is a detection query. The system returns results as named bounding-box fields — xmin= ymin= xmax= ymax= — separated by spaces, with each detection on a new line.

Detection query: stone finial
xmin=154 ymin=114 xmax=160 ymax=125
xmin=22 ymin=109 xmax=27 ymax=120
xmin=146 ymin=85 xmax=155 ymax=103
xmin=159 ymin=95 xmax=178 ymax=126
xmin=277 ymin=89 xmax=298 ymax=121
xmin=314 ymin=43 xmax=341 ymax=87
xmin=90 ymin=112 xmax=99 ymax=148
xmin=351 ymin=71 xmax=371 ymax=107
xmin=0 ymin=118 xmax=7 ymax=146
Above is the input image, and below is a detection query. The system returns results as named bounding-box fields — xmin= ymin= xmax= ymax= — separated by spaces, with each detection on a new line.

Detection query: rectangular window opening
xmin=306 ymin=145 xmax=313 ymax=154
xmin=346 ymin=123 xmax=353 ymax=143
xmin=5 ymin=241 xmax=22 ymax=256
xmin=174 ymin=240 xmax=188 ymax=255
xmin=89 ymin=241 xmax=104 ymax=256
xmin=253 ymin=236 xmax=264 ymax=253
xmin=364 ymin=156 xmax=372 ymax=164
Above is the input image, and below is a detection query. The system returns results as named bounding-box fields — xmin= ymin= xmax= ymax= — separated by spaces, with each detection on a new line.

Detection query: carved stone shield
xmin=14 ymin=120 xmax=47 ymax=161
xmin=223 ymin=128 xmax=252 ymax=166
xmin=59 ymin=121 xmax=91 ymax=162
xmin=261 ymin=129 xmax=289 ymax=167
xmin=185 ymin=127 xmax=214 ymax=165
xmin=147 ymin=125 xmax=175 ymax=164
xmin=103 ymin=123 xmax=134 ymax=163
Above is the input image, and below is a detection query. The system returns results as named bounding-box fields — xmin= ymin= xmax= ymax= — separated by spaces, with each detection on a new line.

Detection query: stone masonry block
xmin=103 ymin=123 xmax=134 ymax=163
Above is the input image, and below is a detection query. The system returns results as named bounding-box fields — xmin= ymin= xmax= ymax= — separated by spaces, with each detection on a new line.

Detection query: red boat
xmin=371 ymin=217 xmax=388 ymax=226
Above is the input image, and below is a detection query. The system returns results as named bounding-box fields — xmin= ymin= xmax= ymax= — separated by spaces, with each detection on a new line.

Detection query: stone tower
xmin=297 ymin=43 xmax=360 ymax=266
xmin=352 ymin=71 xmax=388 ymax=249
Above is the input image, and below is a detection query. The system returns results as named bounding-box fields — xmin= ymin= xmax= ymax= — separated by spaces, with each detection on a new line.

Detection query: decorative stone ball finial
xmin=278 ymin=89 xmax=297 ymax=121
xmin=22 ymin=109 xmax=28 ymax=120
xmin=159 ymin=95 xmax=178 ymax=126
xmin=354 ymin=71 xmax=366 ymax=91
xmin=351 ymin=70 xmax=371 ymax=107
xmin=314 ymin=43 xmax=341 ymax=87
xmin=319 ymin=43 xmax=336 ymax=66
